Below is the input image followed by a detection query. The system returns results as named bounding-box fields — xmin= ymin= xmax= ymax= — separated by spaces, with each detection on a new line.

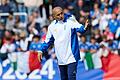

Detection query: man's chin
xmin=57 ymin=19 xmax=63 ymax=21
xmin=60 ymin=18 xmax=64 ymax=21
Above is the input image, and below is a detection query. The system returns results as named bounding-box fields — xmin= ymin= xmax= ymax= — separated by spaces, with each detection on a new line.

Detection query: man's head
xmin=52 ymin=7 xmax=64 ymax=21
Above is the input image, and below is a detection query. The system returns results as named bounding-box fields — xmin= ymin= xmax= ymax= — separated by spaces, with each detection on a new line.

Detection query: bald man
xmin=38 ymin=7 xmax=89 ymax=80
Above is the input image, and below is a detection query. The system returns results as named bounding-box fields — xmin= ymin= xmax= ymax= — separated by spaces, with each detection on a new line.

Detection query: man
xmin=38 ymin=7 xmax=89 ymax=80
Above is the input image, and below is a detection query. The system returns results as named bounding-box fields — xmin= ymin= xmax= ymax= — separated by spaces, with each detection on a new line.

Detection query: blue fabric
xmin=68 ymin=62 xmax=77 ymax=80
xmin=59 ymin=62 xmax=77 ymax=80
xmin=77 ymin=61 xmax=104 ymax=80
xmin=14 ymin=41 xmax=20 ymax=52
xmin=0 ymin=60 xmax=104 ymax=80
xmin=79 ymin=42 xmax=89 ymax=50
xmin=0 ymin=4 xmax=11 ymax=13
xmin=89 ymin=43 xmax=99 ymax=50
xmin=40 ymin=35 xmax=55 ymax=52
xmin=108 ymin=42 xmax=118 ymax=50
xmin=76 ymin=25 xmax=86 ymax=33
xmin=71 ymin=29 xmax=80 ymax=61
xmin=108 ymin=19 xmax=119 ymax=34
xmin=59 ymin=65 xmax=68 ymax=80
xmin=63 ymin=13 xmax=72 ymax=22
xmin=90 ymin=11 xmax=94 ymax=18
xmin=17 ymin=4 xmax=27 ymax=22
xmin=55 ymin=13 xmax=72 ymax=24
xmin=71 ymin=25 xmax=86 ymax=61
xmin=29 ymin=42 xmax=42 ymax=51
xmin=100 ymin=4 xmax=112 ymax=13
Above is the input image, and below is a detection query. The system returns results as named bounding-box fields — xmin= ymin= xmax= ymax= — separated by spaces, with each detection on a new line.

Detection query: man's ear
xmin=52 ymin=14 xmax=55 ymax=19
xmin=52 ymin=15 xmax=55 ymax=20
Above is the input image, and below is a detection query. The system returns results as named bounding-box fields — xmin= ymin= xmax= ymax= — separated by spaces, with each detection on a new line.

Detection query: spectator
xmin=29 ymin=35 xmax=41 ymax=51
xmin=2 ymin=30 xmax=14 ymax=44
xmin=0 ymin=0 xmax=12 ymax=23
xmin=79 ymin=35 xmax=89 ymax=61
xmin=99 ymin=6 xmax=112 ymax=32
xmin=41 ymin=25 xmax=48 ymax=42
xmin=100 ymin=35 xmax=109 ymax=47
xmin=27 ymin=15 xmax=41 ymax=35
xmin=108 ymin=39 xmax=118 ymax=54
xmin=13 ymin=33 xmax=22 ymax=52
xmin=90 ymin=3 xmax=101 ymax=29
xmin=19 ymin=31 xmax=32 ymax=51
xmin=71 ymin=0 xmax=89 ymax=21
xmin=90 ymin=3 xmax=101 ymax=19
xmin=113 ymin=3 xmax=120 ymax=15
xmin=0 ymin=36 xmax=16 ymax=53
xmin=43 ymin=0 xmax=52 ymax=19
xmin=0 ymin=0 xmax=11 ymax=12
xmin=100 ymin=0 xmax=112 ymax=13
xmin=8 ymin=0 xmax=17 ymax=12
xmin=89 ymin=37 xmax=99 ymax=54
xmin=13 ymin=15 xmax=26 ymax=33
xmin=103 ymin=27 xmax=114 ymax=40
xmin=29 ymin=34 xmax=50 ymax=60
xmin=98 ymin=43 xmax=110 ymax=72
xmin=108 ymin=13 xmax=119 ymax=34
xmin=32 ymin=10 xmax=46 ymax=28
xmin=94 ymin=29 xmax=102 ymax=43
xmin=6 ymin=12 xmax=15 ymax=31
xmin=24 ymin=0 xmax=43 ymax=15
xmin=89 ymin=37 xmax=101 ymax=69
xmin=15 ymin=0 xmax=27 ymax=22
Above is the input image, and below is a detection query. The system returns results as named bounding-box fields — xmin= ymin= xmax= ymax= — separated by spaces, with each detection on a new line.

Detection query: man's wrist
xmin=84 ymin=27 xmax=86 ymax=30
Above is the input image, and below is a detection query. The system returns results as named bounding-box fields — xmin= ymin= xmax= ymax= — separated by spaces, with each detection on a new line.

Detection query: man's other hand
xmin=85 ymin=19 xmax=89 ymax=29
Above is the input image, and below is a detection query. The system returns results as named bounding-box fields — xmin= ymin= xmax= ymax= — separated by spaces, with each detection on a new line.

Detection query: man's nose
xmin=60 ymin=13 xmax=63 ymax=17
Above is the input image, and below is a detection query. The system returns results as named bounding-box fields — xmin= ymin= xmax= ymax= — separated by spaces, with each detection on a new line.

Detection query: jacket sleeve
xmin=38 ymin=26 xmax=54 ymax=53
xmin=70 ymin=15 xmax=86 ymax=33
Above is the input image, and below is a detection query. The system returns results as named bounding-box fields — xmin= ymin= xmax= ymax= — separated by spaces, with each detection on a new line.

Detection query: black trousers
xmin=59 ymin=62 xmax=77 ymax=80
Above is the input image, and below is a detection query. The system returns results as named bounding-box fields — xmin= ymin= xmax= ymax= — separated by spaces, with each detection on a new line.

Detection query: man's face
xmin=52 ymin=8 xmax=64 ymax=21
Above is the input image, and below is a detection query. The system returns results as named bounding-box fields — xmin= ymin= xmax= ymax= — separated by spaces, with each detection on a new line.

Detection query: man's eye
xmin=57 ymin=12 xmax=63 ymax=16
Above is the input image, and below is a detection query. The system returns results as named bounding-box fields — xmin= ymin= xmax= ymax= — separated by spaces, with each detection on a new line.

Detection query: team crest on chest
xmin=54 ymin=29 xmax=57 ymax=33
xmin=64 ymin=25 xmax=66 ymax=30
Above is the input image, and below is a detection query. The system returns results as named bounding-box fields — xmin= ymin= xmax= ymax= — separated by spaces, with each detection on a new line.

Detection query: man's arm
xmin=70 ymin=15 xmax=89 ymax=33
xmin=76 ymin=19 xmax=89 ymax=33
xmin=39 ymin=35 xmax=54 ymax=53
xmin=38 ymin=26 xmax=54 ymax=62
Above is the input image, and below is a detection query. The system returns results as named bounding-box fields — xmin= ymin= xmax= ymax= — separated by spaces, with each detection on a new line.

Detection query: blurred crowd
xmin=0 ymin=0 xmax=120 ymax=70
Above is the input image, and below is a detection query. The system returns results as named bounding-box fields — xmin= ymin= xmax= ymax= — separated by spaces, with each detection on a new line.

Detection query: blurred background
xmin=0 ymin=0 xmax=120 ymax=80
